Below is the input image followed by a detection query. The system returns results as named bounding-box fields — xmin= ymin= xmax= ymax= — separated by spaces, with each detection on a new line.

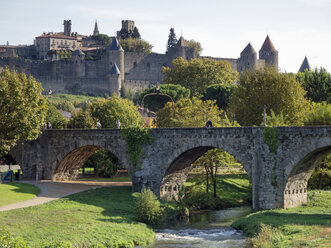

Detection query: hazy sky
xmin=1 ymin=0 xmax=330 ymax=72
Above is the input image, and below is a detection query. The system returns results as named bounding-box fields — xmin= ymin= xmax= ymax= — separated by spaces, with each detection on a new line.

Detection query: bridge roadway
xmin=11 ymin=126 xmax=331 ymax=210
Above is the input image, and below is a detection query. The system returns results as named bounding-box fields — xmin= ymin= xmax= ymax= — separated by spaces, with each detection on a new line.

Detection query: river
xmin=144 ymin=206 xmax=251 ymax=248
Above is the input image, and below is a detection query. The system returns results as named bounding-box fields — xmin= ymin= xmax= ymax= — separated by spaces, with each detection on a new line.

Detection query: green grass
xmin=46 ymin=93 xmax=101 ymax=106
xmin=77 ymin=176 xmax=131 ymax=182
xmin=183 ymin=174 xmax=252 ymax=209
xmin=0 ymin=186 xmax=154 ymax=247
xmin=0 ymin=183 xmax=40 ymax=207
xmin=232 ymin=190 xmax=331 ymax=247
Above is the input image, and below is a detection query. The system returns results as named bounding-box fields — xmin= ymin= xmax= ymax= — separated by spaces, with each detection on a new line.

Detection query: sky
xmin=1 ymin=0 xmax=330 ymax=73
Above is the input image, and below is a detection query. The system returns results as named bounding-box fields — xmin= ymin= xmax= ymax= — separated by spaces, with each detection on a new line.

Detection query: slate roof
xmin=241 ymin=43 xmax=257 ymax=55
xmin=259 ymin=35 xmax=277 ymax=52
xmin=299 ymin=56 xmax=311 ymax=72
xmin=72 ymin=49 xmax=85 ymax=56
xmin=36 ymin=33 xmax=77 ymax=40
xmin=109 ymin=63 xmax=121 ymax=75
xmin=108 ymin=37 xmax=123 ymax=51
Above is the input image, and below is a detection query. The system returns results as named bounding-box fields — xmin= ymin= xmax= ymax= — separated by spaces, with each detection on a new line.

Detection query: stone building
xmin=0 ymin=19 xmax=282 ymax=96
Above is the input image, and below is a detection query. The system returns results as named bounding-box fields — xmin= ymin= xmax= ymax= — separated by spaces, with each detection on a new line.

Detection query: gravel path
xmin=0 ymin=180 xmax=132 ymax=212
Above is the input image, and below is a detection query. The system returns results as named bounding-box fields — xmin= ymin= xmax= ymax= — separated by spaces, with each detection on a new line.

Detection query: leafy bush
xmin=303 ymin=101 xmax=331 ymax=126
xmin=308 ymin=154 xmax=331 ymax=190
xmin=134 ymin=188 xmax=164 ymax=225
xmin=0 ymin=227 xmax=27 ymax=248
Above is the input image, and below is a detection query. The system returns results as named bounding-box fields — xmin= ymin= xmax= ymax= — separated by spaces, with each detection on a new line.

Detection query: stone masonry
xmin=13 ymin=126 xmax=331 ymax=210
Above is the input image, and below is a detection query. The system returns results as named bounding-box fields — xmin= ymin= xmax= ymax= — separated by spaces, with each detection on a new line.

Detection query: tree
xmin=68 ymin=109 xmax=96 ymax=129
xmin=163 ymin=57 xmax=238 ymax=97
xmin=166 ymin=27 xmax=177 ymax=52
xmin=46 ymin=103 xmax=67 ymax=129
xmin=91 ymin=34 xmax=112 ymax=47
xmin=132 ymin=27 xmax=141 ymax=39
xmin=201 ymin=83 xmax=237 ymax=110
xmin=193 ymin=149 xmax=240 ymax=197
xmin=89 ymin=95 xmax=143 ymax=128
xmin=296 ymin=67 xmax=331 ymax=103
xmin=0 ymin=68 xmax=47 ymax=156
xmin=228 ymin=67 xmax=309 ymax=126
xmin=139 ymin=84 xmax=190 ymax=112
xmin=119 ymin=38 xmax=153 ymax=53
xmin=186 ymin=39 xmax=203 ymax=57
xmin=157 ymin=98 xmax=238 ymax=128
xmin=303 ymin=102 xmax=331 ymax=126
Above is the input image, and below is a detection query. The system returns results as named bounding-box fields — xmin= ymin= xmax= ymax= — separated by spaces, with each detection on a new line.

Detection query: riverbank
xmin=232 ymin=190 xmax=331 ymax=247
xmin=0 ymin=186 xmax=154 ymax=247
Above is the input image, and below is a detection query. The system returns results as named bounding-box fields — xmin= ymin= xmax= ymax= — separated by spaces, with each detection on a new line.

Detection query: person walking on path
xmin=116 ymin=120 xmax=121 ymax=129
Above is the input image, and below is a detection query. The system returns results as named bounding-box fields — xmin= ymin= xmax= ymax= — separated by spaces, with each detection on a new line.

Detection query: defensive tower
xmin=108 ymin=63 xmax=121 ymax=95
xmin=259 ymin=35 xmax=278 ymax=70
xmin=238 ymin=42 xmax=257 ymax=72
xmin=107 ymin=37 xmax=124 ymax=81
xmin=63 ymin=20 xmax=72 ymax=36
xmin=299 ymin=56 xmax=311 ymax=72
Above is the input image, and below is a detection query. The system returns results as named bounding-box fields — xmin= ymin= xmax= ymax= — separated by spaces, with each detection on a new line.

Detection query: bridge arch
xmin=282 ymin=145 xmax=331 ymax=208
xmin=158 ymin=141 xmax=253 ymax=201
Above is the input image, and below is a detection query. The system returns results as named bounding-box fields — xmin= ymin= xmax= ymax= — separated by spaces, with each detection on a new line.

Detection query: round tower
xmin=259 ymin=35 xmax=278 ymax=70
xmin=238 ymin=42 xmax=257 ymax=73
xmin=72 ymin=49 xmax=85 ymax=77
xmin=108 ymin=63 xmax=121 ymax=95
xmin=107 ymin=37 xmax=124 ymax=81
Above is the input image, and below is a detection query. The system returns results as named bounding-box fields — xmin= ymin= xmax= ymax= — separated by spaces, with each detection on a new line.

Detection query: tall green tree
xmin=201 ymin=83 xmax=237 ymax=110
xmin=68 ymin=109 xmax=96 ymax=129
xmin=119 ymin=38 xmax=153 ymax=53
xmin=296 ymin=67 xmax=331 ymax=103
xmin=139 ymin=84 xmax=190 ymax=112
xmin=163 ymin=58 xmax=238 ymax=97
xmin=46 ymin=103 xmax=67 ymax=129
xmin=91 ymin=34 xmax=112 ymax=47
xmin=228 ymin=67 xmax=309 ymax=126
xmin=0 ymin=68 xmax=47 ymax=156
xmin=157 ymin=98 xmax=238 ymax=128
xmin=166 ymin=27 xmax=177 ymax=52
xmin=303 ymin=102 xmax=331 ymax=126
xmin=89 ymin=95 xmax=143 ymax=128
xmin=186 ymin=39 xmax=203 ymax=57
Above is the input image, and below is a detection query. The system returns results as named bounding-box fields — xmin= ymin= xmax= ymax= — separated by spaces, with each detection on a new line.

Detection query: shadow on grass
xmin=8 ymin=183 xmax=40 ymax=195
xmin=61 ymin=186 xmax=137 ymax=224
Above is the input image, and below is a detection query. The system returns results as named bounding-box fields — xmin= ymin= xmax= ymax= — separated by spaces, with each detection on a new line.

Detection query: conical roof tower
xmin=298 ymin=56 xmax=311 ymax=72
xmin=109 ymin=63 xmax=121 ymax=75
xmin=240 ymin=42 xmax=257 ymax=55
xmin=259 ymin=35 xmax=277 ymax=52
xmin=108 ymin=37 xmax=123 ymax=51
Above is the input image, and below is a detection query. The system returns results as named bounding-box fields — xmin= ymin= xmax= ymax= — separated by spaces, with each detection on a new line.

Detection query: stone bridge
xmin=13 ymin=127 xmax=331 ymax=210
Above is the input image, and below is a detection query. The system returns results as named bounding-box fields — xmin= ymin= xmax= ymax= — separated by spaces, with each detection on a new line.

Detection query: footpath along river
xmin=144 ymin=206 xmax=252 ymax=248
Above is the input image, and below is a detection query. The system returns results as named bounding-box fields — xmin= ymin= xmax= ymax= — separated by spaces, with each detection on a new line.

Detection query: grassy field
xmin=0 ymin=186 xmax=154 ymax=247
xmin=232 ymin=190 xmax=331 ymax=247
xmin=46 ymin=93 xmax=101 ymax=106
xmin=0 ymin=182 xmax=40 ymax=207
xmin=183 ymin=174 xmax=252 ymax=209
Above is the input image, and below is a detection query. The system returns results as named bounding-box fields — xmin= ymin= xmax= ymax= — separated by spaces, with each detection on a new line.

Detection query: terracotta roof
xmin=109 ymin=63 xmax=121 ymax=75
xmin=177 ymin=36 xmax=188 ymax=47
xmin=108 ymin=37 xmax=123 ymax=51
xmin=241 ymin=43 xmax=257 ymax=55
xmin=36 ymin=33 xmax=77 ymax=40
xmin=259 ymin=35 xmax=277 ymax=52
xmin=299 ymin=56 xmax=311 ymax=72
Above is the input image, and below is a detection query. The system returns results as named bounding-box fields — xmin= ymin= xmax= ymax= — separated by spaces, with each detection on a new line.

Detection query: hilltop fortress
xmin=0 ymin=19 xmax=293 ymax=96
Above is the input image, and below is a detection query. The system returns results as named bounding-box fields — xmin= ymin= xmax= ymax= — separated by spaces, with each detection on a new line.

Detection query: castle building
xmin=0 ymin=20 xmax=285 ymax=96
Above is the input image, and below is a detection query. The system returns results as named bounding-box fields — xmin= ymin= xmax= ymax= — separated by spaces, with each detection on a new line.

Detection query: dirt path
xmin=0 ymin=180 xmax=132 ymax=212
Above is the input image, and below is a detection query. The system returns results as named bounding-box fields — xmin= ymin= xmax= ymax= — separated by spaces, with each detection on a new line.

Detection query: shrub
xmin=0 ymin=227 xmax=27 ymax=248
xmin=249 ymin=224 xmax=284 ymax=248
xmin=134 ymin=188 xmax=164 ymax=225
xmin=43 ymin=241 xmax=73 ymax=248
